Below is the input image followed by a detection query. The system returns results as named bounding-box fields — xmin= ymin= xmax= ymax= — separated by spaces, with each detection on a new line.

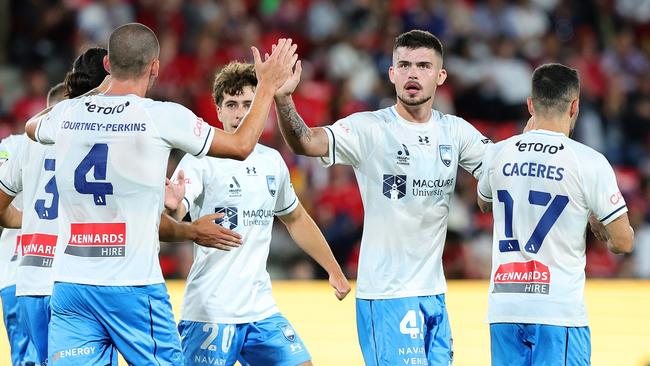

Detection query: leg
xmin=490 ymin=323 xmax=531 ymax=366
xmin=48 ymin=283 xmax=117 ymax=365
xmin=178 ymin=320 xmax=243 ymax=366
xmin=565 ymin=327 xmax=591 ymax=366
xmin=356 ymin=297 xmax=429 ymax=366
xmin=18 ymin=295 xmax=51 ymax=364
xmin=531 ymin=325 xmax=591 ymax=365
xmin=1 ymin=285 xmax=37 ymax=365
xmin=239 ymin=313 xmax=311 ymax=366
xmin=422 ymin=294 xmax=453 ymax=364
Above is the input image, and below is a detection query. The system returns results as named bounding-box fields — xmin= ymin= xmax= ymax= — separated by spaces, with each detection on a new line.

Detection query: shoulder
xmin=563 ymin=138 xmax=610 ymax=171
xmin=140 ymin=99 xmax=193 ymax=116
xmin=255 ymin=144 xmax=286 ymax=167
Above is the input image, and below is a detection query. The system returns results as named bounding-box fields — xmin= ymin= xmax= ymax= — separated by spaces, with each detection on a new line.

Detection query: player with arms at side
xmin=273 ymin=30 xmax=490 ymax=365
xmin=22 ymin=23 xmax=297 ymax=365
xmin=168 ymin=62 xmax=350 ymax=366
xmin=477 ymin=63 xmax=634 ymax=365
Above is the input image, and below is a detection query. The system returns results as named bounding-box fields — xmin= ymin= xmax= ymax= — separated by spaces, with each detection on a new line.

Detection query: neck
xmin=532 ymin=116 xmax=571 ymax=137
xmin=104 ymin=77 xmax=149 ymax=97
xmin=395 ymin=100 xmax=433 ymax=123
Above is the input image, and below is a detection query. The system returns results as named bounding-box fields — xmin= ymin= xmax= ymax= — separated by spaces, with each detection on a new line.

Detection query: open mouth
xmin=404 ymin=81 xmax=421 ymax=94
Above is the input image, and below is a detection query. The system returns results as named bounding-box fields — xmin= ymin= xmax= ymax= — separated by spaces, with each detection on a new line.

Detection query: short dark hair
xmin=531 ymin=63 xmax=580 ymax=116
xmin=108 ymin=23 xmax=159 ymax=79
xmin=394 ymin=30 xmax=443 ymax=58
xmin=47 ymin=82 xmax=66 ymax=107
xmin=64 ymin=47 xmax=108 ymax=98
xmin=212 ymin=62 xmax=257 ymax=106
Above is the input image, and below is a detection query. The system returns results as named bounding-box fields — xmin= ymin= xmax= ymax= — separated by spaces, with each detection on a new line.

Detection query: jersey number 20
xmin=497 ymin=189 xmax=569 ymax=254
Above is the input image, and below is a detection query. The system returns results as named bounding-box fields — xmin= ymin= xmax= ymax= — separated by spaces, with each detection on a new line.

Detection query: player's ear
xmin=527 ymin=97 xmax=535 ymax=116
xmin=150 ymin=59 xmax=160 ymax=78
xmin=436 ymin=68 xmax=447 ymax=86
xmin=103 ymin=55 xmax=111 ymax=74
xmin=388 ymin=65 xmax=396 ymax=84
xmin=569 ymin=98 xmax=579 ymax=118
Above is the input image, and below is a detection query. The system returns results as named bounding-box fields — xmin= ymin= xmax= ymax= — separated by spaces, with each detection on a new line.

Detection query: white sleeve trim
xmin=318 ymin=126 xmax=336 ymax=168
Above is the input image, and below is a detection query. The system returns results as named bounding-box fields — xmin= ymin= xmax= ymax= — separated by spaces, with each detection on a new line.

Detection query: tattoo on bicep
xmin=278 ymin=104 xmax=311 ymax=141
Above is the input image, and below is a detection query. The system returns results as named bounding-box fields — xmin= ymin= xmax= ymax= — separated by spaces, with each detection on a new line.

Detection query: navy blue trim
xmin=275 ymin=197 xmax=297 ymax=215
xmin=323 ymin=126 xmax=336 ymax=165
xmin=148 ymin=298 xmax=162 ymax=366
xmin=0 ymin=180 xmax=17 ymax=195
xmin=182 ymin=197 xmax=190 ymax=211
xmin=600 ymin=205 xmax=627 ymax=223
xmin=478 ymin=189 xmax=492 ymax=200
xmin=35 ymin=119 xmax=43 ymax=143
xmin=471 ymin=162 xmax=483 ymax=177
xmin=193 ymin=128 xmax=213 ymax=157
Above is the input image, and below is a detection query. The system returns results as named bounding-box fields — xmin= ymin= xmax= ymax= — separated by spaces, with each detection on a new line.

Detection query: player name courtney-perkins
xmin=61 ymin=120 xmax=147 ymax=132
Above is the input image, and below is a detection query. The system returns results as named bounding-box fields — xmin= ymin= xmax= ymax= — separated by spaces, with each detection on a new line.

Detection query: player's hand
xmin=164 ymin=170 xmax=185 ymax=211
xmin=589 ymin=214 xmax=609 ymax=242
xmin=524 ymin=115 xmax=536 ymax=133
xmin=252 ymin=38 xmax=298 ymax=91
xmin=329 ymin=272 xmax=351 ymax=301
xmin=275 ymin=60 xmax=302 ymax=98
xmin=191 ymin=212 xmax=243 ymax=251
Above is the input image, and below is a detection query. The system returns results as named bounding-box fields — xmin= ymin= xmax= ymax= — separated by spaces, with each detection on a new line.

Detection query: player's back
xmin=481 ymin=129 xmax=626 ymax=326
xmin=36 ymin=94 xmax=213 ymax=286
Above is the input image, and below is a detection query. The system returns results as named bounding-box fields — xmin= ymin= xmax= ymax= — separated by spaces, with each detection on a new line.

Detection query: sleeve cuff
xmin=477 ymin=186 xmax=492 ymax=202
xmin=193 ymin=127 xmax=214 ymax=158
xmin=318 ymin=126 xmax=336 ymax=168
xmin=275 ymin=197 xmax=298 ymax=216
xmin=0 ymin=179 xmax=17 ymax=197
xmin=599 ymin=205 xmax=628 ymax=225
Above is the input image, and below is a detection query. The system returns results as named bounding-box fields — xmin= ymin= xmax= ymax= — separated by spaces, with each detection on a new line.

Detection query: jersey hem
xmin=52 ymin=276 xmax=165 ymax=287
xmin=355 ymin=287 xmax=448 ymax=300
xmin=16 ymin=288 xmax=53 ymax=297
xmin=487 ymin=316 xmax=589 ymax=327
xmin=181 ymin=307 xmax=280 ymax=325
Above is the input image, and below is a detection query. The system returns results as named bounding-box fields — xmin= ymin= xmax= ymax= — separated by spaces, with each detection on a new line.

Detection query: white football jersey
xmin=34 ymin=95 xmax=214 ymax=286
xmin=0 ymin=134 xmax=24 ymax=290
xmin=176 ymin=144 xmax=298 ymax=324
xmin=478 ymin=129 xmax=627 ymax=326
xmin=0 ymin=134 xmax=59 ymax=296
xmin=321 ymin=106 xmax=489 ymax=299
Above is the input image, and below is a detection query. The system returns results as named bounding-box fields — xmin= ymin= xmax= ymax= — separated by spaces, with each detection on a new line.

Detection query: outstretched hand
xmin=164 ymin=170 xmax=185 ymax=211
xmin=275 ymin=60 xmax=302 ymax=98
xmin=191 ymin=212 xmax=244 ymax=251
xmin=251 ymin=38 xmax=298 ymax=91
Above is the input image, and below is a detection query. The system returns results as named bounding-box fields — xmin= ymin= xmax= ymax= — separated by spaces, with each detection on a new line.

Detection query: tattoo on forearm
xmin=278 ymin=103 xmax=311 ymax=141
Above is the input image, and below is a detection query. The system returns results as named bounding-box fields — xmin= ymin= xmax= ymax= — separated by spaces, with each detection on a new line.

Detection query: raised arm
xmin=274 ymin=61 xmax=329 ymax=157
xmin=278 ymin=202 xmax=350 ymax=300
xmin=207 ymin=39 xmax=298 ymax=160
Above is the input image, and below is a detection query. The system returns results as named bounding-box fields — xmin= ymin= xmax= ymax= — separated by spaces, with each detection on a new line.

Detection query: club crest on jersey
xmin=439 ymin=145 xmax=452 ymax=167
xmin=266 ymin=175 xmax=277 ymax=197
xmin=278 ymin=324 xmax=296 ymax=342
xmin=383 ymin=174 xmax=407 ymax=200
xmin=214 ymin=207 xmax=238 ymax=230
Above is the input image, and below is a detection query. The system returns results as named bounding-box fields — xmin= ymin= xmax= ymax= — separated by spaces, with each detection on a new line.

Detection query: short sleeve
xmin=157 ymin=103 xmax=214 ymax=159
xmin=0 ymin=144 xmax=25 ymax=197
xmin=583 ymin=154 xmax=627 ymax=225
xmin=35 ymin=102 xmax=67 ymax=145
xmin=455 ymin=117 xmax=491 ymax=179
xmin=477 ymin=143 xmax=498 ymax=202
xmin=274 ymin=157 xmax=299 ymax=216
xmin=173 ymin=154 xmax=206 ymax=214
xmin=320 ymin=113 xmax=372 ymax=168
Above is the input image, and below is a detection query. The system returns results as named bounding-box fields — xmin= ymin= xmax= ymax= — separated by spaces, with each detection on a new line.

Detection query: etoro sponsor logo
xmin=493 ymin=260 xmax=550 ymax=295
xmin=21 ymin=233 xmax=57 ymax=267
xmin=65 ymin=222 xmax=126 ymax=257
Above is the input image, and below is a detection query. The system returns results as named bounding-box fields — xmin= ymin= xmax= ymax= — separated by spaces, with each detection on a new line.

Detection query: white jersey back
xmin=0 ymin=134 xmax=59 ymax=296
xmin=175 ymin=145 xmax=298 ymax=323
xmin=35 ymin=95 xmax=213 ymax=286
xmin=478 ymin=129 xmax=627 ymax=326
xmin=322 ymin=106 xmax=489 ymax=299
xmin=0 ymin=134 xmax=24 ymax=290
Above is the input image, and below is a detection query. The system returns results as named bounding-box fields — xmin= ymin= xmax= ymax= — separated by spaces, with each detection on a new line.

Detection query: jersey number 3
xmin=74 ymin=143 xmax=114 ymax=205
xmin=497 ymin=189 xmax=569 ymax=254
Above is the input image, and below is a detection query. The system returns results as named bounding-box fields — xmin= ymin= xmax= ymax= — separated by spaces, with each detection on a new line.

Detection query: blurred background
xmin=1 ymin=0 xmax=650 ymax=282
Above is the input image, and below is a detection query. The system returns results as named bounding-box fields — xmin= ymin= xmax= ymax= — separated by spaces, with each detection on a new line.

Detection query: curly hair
xmin=212 ymin=62 xmax=257 ymax=106
xmin=64 ymin=47 xmax=108 ymax=98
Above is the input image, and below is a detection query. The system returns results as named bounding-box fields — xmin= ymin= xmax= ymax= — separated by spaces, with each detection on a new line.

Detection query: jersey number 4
xmin=74 ymin=143 xmax=113 ymax=205
xmin=497 ymin=189 xmax=569 ymax=253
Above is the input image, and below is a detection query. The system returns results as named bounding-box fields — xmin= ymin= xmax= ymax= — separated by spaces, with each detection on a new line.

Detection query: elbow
xmin=231 ymin=141 xmax=255 ymax=161
xmin=611 ymin=234 xmax=634 ymax=254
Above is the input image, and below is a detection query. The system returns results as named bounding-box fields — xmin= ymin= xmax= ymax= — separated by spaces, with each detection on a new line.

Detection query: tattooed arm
xmin=273 ymin=60 xmax=329 ymax=157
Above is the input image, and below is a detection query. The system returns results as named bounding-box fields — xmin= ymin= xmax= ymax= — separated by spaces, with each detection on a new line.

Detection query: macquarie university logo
xmin=214 ymin=207 xmax=238 ymax=230
xmin=266 ymin=175 xmax=277 ymax=197
xmin=438 ymin=145 xmax=452 ymax=167
xmin=383 ymin=174 xmax=407 ymax=200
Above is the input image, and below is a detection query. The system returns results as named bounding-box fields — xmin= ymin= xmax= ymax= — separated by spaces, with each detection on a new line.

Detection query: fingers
xmin=251 ymin=46 xmax=262 ymax=66
xmin=204 ymin=212 xmax=224 ymax=221
xmin=177 ymin=169 xmax=185 ymax=181
xmin=294 ymin=60 xmax=303 ymax=79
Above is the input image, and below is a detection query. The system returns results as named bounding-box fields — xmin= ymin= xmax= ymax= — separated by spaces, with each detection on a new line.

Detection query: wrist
xmin=273 ymin=94 xmax=293 ymax=105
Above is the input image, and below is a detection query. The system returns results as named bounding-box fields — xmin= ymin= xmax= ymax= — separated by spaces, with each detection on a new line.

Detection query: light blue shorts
xmin=18 ymin=295 xmax=51 ymax=364
xmin=1 ymin=285 xmax=38 ymax=365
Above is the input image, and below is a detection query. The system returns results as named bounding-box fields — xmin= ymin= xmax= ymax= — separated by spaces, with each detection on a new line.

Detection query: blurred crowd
xmin=1 ymin=0 xmax=649 ymax=280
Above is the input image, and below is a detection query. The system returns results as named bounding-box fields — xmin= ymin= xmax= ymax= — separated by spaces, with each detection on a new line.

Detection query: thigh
xmin=18 ymin=295 xmax=51 ymax=363
xmin=566 ymin=327 xmax=591 ymax=366
xmin=421 ymin=295 xmax=453 ymax=365
xmin=178 ymin=320 xmax=243 ymax=366
xmin=49 ymin=284 xmax=116 ymax=365
xmin=356 ymin=297 xmax=432 ymax=366
xmin=532 ymin=325 xmax=591 ymax=366
xmin=1 ymin=286 xmax=37 ymax=365
xmin=240 ymin=313 xmax=311 ymax=366
xmin=99 ymin=283 xmax=183 ymax=366
xmin=490 ymin=323 xmax=531 ymax=366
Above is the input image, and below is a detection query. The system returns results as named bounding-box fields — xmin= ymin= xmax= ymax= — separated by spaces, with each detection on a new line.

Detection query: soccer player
xmin=22 ymin=23 xmax=297 ymax=365
xmin=168 ymin=62 xmax=350 ymax=366
xmin=476 ymin=63 xmax=634 ymax=365
xmin=273 ymin=30 xmax=490 ymax=365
